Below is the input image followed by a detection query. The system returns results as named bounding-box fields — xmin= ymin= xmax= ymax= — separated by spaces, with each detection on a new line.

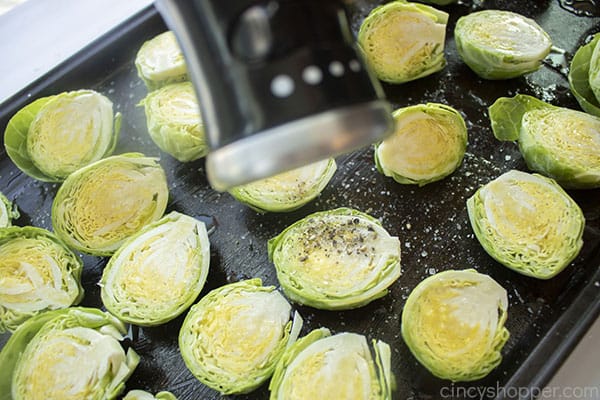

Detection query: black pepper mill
xmin=155 ymin=0 xmax=394 ymax=190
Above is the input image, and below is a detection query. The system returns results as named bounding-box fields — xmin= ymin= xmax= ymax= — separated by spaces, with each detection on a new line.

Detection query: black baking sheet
xmin=1 ymin=1 xmax=599 ymax=399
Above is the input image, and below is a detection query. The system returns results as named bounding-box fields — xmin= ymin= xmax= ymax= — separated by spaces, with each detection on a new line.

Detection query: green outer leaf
xmin=466 ymin=170 xmax=585 ymax=279
xmin=0 ymin=192 xmax=19 ymax=228
xmin=268 ymin=207 xmax=401 ymax=310
xmin=228 ymin=159 xmax=337 ymax=213
xmin=100 ymin=211 xmax=210 ymax=326
xmin=179 ymin=278 xmax=298 ymax=395
xmin=373 ymin=103 xmax=467 ymax=186
xmin=4 ymin=96 xmax=58 ymax=182
xmin=51 ymin=152 xmax=169 ymax=256
xmin=0 ymin=307 xmax=136 ymax=400
xmin=357 ymin=0 xmax=448 ymax=83
xmin=488 ymin=94 xmax=551 ymax=141
xmin=401 ymin=269 xmax=510 ymax=382
xmin=568 ymin=33 xmax=600 ymax=117
xmin=0 ymin=226 xmax=84 ymax=333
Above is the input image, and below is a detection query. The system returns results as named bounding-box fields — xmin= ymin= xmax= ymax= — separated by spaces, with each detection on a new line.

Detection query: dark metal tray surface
xmin=0 ymin=1 xmax=599 ymax=399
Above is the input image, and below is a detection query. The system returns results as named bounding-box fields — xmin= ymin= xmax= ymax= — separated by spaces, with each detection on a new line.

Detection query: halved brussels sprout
xmin=419 ymin=0 xmax=456 ymax=4
xmin=402 ymin=269 xmax=509 ymax=381
xmin=0 ymin=307 xmax=139 ymax=400
xmin=0 ymin=226 xmax=84 ymax=333
xmin=101 ymin=212 xmax=210 ymax=326
xmin=357 ymin=0 xmax=448 ymax=83
xmin=489 ymin=94 xmax=600 ymax=188
xmin=269 ymin=328 xmax=393 ymax=400
xmin=569 ymin=33 xmax=600 ymax=117
xmin=4 ymin=90 xmax=120 ymax=181
xmin=467 ymin=170 xmax=584 ymax=279
xmin=0 ymin=192 xmax=19 ymax=228
xmin=229 ymin=159 xmax=336 ymax=213
xmin=268 ymin=208 xmax=401 ymax=310
xmin=454 ymin=10 xmax=552 ymax=79
xmin=135 ymin=31 xmax=188 ymax=90
xmin=52 ymin=153 xmax=169 ymax=256
xmin=140 ymin=82 xmax=208 ymax=162
xmin=374 ymin=103 xmax=467 ymax=186
xmin=179 ymin=278 xmax=302 ymax=395
xmin=123 ymin=390 xmax=177 ymax=400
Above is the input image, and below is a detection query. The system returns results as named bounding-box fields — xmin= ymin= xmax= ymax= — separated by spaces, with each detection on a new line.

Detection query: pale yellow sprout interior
xmin=151 ymin=83 xmax=202 ymax=128
xmin=138 ymin=31 xmax=187 ymax=81
xmin=0 ymin=237 xmax=79 ymax=313
xmin=280 ymin=214 xmax=400 ymax=297
xmin=522 ymin=109 xmax=600 ymax=170
xmin=102 ymin=216 xmax=206 ymax=318
xmin=460 ymin=11 xmax=551 ymax=58
xmin=278 ymin=333 xmax=379 ymax=400
xmin=411 ymin=272 xmax=507 ymax=369
xmin=14 ymin=326 xmax=128 ymax=400
xmin=361 ymin=10 xmax=445 ymax=77
xmin=377 ymin=110 xmax=463 ymax=181
xmin=26 ymin=92 xmax=114 ymax=178
xmin=235 ymin=159 xmax=332 ymax=205
xmin=56 ymin=159 xmax=166 ymax=251
xmin=480 ymin=171 xmax=582 ymax=259
xmin=189 ymin=290 xmax=291 ymax=376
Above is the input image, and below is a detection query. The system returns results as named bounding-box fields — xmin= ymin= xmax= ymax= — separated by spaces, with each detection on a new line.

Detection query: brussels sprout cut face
xmin=375 ymin=103 xmax=467 ymax=186
xmin=402 ymin=270 xmax=509 ymax=381
xmin=0 ymin=192 xmax=19 ymax=228
xmin=229 ymin=159 xmax=337 ymax=213
xmin=4 ymin=90 xmax=120 ymax=182
xmin=489 ymin=94 xmax=600 ymax=189
xmin=179 ymin=279 xmax=302 ymax=395
xmin=101 ymin=212 xmax=210 ymax=326
xmin=141 ymin=82 xmax=208 ymax=162
xmin=467 ymin=170 xmax=584 ymax=279
xmin=0 ymin=227 xmax=84 ymax=333
xmin=358 ymin=0 xmax=448 ymax=83
xmin=0 ymin=308 xmax=139 ymax=400
xmin=268 ymin=208 xmax=401 ymax=310
xmin=52 ymin=153 xmax=169 ymax=255
xmin=454 ymin=10 xmax=552 ymax=79
xmin=269 ymin=329 xmax=393 ymax=400
xmin=135 ymin=31 xmax=188 ymax=90
xmin=569 ymin=34 xmax=600 ymax=117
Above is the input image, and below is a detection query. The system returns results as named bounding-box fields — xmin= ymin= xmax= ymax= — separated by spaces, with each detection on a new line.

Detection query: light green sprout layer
xmin=0 ymin=192 xmax=19 ymax=228
xmin=4 ymin=90 xmax=120 ymax=181
xmin=467 ymin=170 xmax=584 ymax=279
xmin=454 ymin=10 xmax=552 ymax=79
xmin=569 ymin=33 xmax=600 ymax=117
xmin=402 ymin=269 xmax=509 ymax=381
xmin=268 ymin=208 xmax=401 ymax=310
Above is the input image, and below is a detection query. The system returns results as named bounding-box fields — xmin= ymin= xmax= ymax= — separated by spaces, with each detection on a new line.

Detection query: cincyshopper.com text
xmin=440 ymin=383 xmax=600 ymax=399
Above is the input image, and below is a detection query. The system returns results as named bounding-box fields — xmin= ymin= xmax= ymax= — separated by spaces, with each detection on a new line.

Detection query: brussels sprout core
xmin=269 ymin=329 xmax=393 ymax=400
xmin=52 ymin=153 xmax=169 ymax=255
xmin=467 ymin=170 xmax=584 ymax=279
xmin=268 ymin=208 xmax=401 ymax=310
xmin=0 ymin=227 xmax=84 ymax=333
xmin=101 ymin=212 xmax=210 ymax=326
xmin=135 ymin=31 xmax=188 ymax=90
xmin=229 ymin=159 xmax=336 ymax=213
xmin=4 ymin=90 xmax=120 ymax=182
xmin=454 ymin=10 xmax=552 ymax=79
xmin=141 ymin=82 xmax=208 ymax=162
xmin=179 ymin=279 xmax=302 ymax=395
xmin=358 ymin=0 xmax=448 ymax=83
xmin=375 ymin=103 xmax=467 ymax=186
xmin=402 ymin=270 xmax=509 ymax=381
xmin=489 ymin=94 xmax=600 ymax=189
